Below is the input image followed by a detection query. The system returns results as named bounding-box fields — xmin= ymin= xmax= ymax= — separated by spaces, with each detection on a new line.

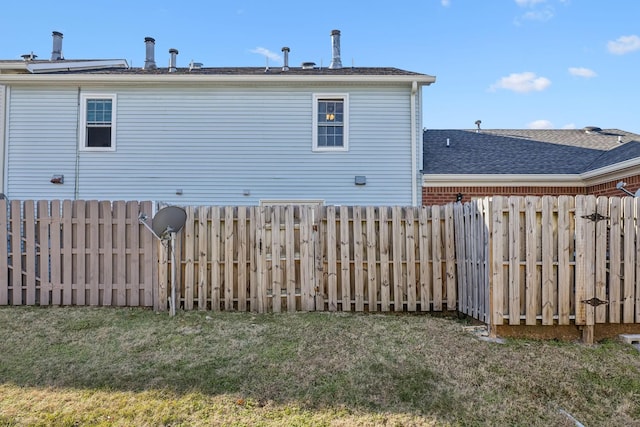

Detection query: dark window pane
xmin=87 ymin=127 xmax=112 ymax=147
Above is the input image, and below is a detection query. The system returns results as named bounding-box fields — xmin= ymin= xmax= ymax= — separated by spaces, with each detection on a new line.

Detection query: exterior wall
xmin=422 ymin=172 xmax=640 ymax=205
xmin=587 ymin=174 xmax=640 ymax=197
xmin=5 ymin=84 xmax=416 ymax=205
xmin=423 ymin=185 xmax=587 ymax=205
xmin=6 ymin=88 xmax=79 ymax=200
xmin=0 ymin=84 xmax=5 ymax=195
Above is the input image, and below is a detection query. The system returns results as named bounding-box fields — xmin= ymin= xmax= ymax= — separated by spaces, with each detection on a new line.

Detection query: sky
xmin=1 ymin=0 xmax=639 ymax=133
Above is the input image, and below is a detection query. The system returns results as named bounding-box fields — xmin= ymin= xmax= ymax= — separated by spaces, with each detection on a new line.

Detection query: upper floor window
xmin=312 ymin=93 xmax=349 ymax=152
xmin=80 ymin=93 xmax=116 ymax=151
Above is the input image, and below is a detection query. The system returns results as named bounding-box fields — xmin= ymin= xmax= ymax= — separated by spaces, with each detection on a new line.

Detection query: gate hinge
xmin=581 ymin=297 xmax=609 ymax=307
xmin=581 ymin=212 xmax=609 ymax=222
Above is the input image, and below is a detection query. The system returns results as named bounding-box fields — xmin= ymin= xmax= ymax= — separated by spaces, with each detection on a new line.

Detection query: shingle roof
xmin=423 ymin=129 xmax=640 ymax=175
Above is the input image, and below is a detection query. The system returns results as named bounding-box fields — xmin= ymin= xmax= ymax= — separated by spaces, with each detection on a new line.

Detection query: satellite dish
xmin=152 ymin=206 xmax=187 ymax=239
xmin=635 ymin=189 xmax=640 ymax=198
xmin=616 ymin=181 xmax=626 ymax=190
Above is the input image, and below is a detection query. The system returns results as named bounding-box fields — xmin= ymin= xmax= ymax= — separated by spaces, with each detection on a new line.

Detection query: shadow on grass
xmin=0 ymin=307 xmax=460 ymax=419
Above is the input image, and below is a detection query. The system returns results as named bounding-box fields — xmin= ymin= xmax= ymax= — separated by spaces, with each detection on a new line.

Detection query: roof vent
xmin=21 ymin=52 xmax=37 ymax=61
xmin=189 ymin=61 xmax=203 ymax=71
xmin=168 ymin=48 xmax=178 ymax=73
xmin=51 ymin=31 xmax=63 ymax=61
xmin=301 ymin=61 xmax=316 ymax=70
xmin=329 ymin=29 xmax=342 ymax=69
xmin=584 ymin=126 xmax=602 ymax=134
xmin=281 ymin=47 xmax=290 ymax=71
xmin=143 ymin=37 xmax=157 ymax=70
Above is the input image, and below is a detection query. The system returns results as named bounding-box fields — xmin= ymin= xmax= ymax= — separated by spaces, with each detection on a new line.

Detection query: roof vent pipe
xmin=168 ymin=48 xmax=178 ymax=72
xmin=51 ymin=31 xmax=63 ymax=61
xmin=329 ymin=29 xmax=342 ymax=69
xmin=281 ymin=47 xmax=290 ymax=71
xmin=144 ymin=37 xmax=157 ymax=70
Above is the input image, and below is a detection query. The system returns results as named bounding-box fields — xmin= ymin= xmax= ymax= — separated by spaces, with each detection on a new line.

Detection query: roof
xmin=423 ymin=128 xmax=640 ymax=175
xmin=0 ymin=59 xmax=436 ymax=85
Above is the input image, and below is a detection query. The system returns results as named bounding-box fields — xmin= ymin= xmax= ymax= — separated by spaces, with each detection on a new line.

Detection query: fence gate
xmin=453 ymin=200 xmax=490 ymax=323
xmin=575 ymin=195 xmax=638 ymax=344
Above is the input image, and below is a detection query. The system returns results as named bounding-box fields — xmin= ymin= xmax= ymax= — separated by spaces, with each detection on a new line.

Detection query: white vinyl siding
xmin=5 ymin=85 xmax=416 ymax=205
xmin=6 ymin=88 xmax=78 ymax=199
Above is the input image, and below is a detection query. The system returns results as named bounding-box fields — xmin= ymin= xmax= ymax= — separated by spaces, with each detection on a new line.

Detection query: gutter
xmin=0 ymin=73 xmax=437 ymax=86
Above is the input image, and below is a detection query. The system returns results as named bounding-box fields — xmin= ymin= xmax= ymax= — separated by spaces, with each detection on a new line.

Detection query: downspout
xmin=75 ymin=87 xmax=81 ymax=200
xmin=0 ymin=85 xmax=7 ymax=197
xmin=410 ymin=81 xmax=418 ymax=206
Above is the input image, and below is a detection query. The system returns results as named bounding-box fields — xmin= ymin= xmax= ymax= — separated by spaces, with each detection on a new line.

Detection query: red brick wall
xmin=422 ymin=173 xmax=640 ymax=205
xmin=422 ymin=186 xmax=586 ymax=205
xmin=587 ymin=175 xmax=640 ymax=197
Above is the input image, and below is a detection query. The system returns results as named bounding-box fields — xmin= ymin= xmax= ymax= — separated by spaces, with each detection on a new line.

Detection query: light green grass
xmin=0 ymin=307 xmax=639 ymax=426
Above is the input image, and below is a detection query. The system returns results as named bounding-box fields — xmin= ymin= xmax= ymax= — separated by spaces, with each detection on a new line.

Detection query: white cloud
xmin=519 ymin=8 xmax=554 ymax=22
xmin=515 ymin=0 xmax=547 ymax=6
xmin=249 ymin=47 xmax=282 ymax=64
xmin=441 ymin=0 xmax=451 ymax=6
xmin=607 ymin=35 xmax=640 ymax=55
xmin=528 ymin=120 xmax=554 ymax=129
xmin=568 ymin=67 xmax=597 ymax=78
xmin=489 ymin=72 xmax=551 ymax=93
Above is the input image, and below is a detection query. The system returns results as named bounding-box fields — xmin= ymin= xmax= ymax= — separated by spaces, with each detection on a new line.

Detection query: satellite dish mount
xmin=139 ymin=206 xmax=187 ymax=316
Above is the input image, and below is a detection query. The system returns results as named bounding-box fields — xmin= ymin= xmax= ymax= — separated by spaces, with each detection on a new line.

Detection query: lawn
xmin=0 ymin=307 xmax=639 ymax=426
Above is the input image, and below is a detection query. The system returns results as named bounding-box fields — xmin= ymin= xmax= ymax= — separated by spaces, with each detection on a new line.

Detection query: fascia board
xmin=0 ymin=73 xmax=436 ymax=86
xmin=580 ymin=157 xmax=640 ymax=182
xmin=422 ymin=174 xmax=586 ymax=187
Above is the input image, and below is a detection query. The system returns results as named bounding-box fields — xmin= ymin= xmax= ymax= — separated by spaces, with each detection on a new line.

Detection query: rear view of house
xmin=0 ymin=30 xmax=435 ymax=206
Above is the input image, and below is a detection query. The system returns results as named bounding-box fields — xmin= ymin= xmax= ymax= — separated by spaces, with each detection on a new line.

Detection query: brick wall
xmin=422 ymin=173 xmax=640 ymax=205
xmin=422 ymin=186 xmax=586 ymax=205
xmin=587 ymin=174 xmax=640 ymax=197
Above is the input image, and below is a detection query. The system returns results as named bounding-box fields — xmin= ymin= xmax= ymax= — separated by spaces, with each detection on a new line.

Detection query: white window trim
xmin=312 ymin=93 xmax=349 ymax=152
xmin=79 ymin=93 xmax=117 ymax=152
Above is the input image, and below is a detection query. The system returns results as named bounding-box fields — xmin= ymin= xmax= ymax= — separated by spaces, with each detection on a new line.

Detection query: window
xmin=80 ymin=94 xmax=116 ymax=150
xmin=312 ymin=94 xmax=349 ymax=151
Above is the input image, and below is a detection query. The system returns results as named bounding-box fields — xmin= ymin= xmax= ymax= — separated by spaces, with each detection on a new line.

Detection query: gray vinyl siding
xmin=6 ymin=87 xmax=78 ymax=199
xmin=6 ymin=84 xmax=417 ymax=205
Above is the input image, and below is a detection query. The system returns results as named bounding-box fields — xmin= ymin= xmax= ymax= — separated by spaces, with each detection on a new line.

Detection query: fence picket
xmin=405 ymin=207 xmax=417 ymax=312
xmin=354 ymin=207 xmax=365 ymax=312
xmin=184 ymin=206 xmax=196 ymax=310
xmin=623 ymin=197 xmax=635 ymax=323
xmin=608 ymin=197 xmax=622 ymax=323
xmin=379 ymin=207 xmax=390 ymax=311
xmin=541 ymin=196 xmax=555 ymax=325
xmin=238 ymin=206 xmax=249 ymax=312
xmin=419 ymin=206 xmax=431 ymax=312
xmin=366 ymin=206 xmax=378 ymax=312
xmin=392 ymin=206 xmax=404 ymax=311
xmin=525 ymin=196 xmax=539 ymax=325
xmin=431 ymin=205 xmax=442 ymax=311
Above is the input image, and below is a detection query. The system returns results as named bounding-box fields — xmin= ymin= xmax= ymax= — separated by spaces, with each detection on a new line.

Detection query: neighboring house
xmin=0 ymin=31 xmax=435 ymax=206
xmin=422 ymin=128 xmax=640 ymax=205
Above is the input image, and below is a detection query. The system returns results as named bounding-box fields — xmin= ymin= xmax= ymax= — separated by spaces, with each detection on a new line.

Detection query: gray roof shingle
xmin=423 ymin=129 xmax=640 ymax=175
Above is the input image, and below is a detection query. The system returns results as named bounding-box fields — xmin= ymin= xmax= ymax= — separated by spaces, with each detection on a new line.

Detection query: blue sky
xmin=1 ymin=0 xmax=639 ymax=133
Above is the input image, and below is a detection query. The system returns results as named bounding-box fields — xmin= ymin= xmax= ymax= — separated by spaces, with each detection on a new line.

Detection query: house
xmin=422 ymin=127 xmax=640 ymax=205
xmin=0 ymin=30 xmax=435 ymax=206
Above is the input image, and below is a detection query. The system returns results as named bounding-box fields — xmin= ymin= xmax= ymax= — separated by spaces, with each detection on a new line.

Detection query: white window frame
xmin=312 ymin=93 xmax=349 ymax=152
xmin=79 ymin=93 xmax=117 ymax=151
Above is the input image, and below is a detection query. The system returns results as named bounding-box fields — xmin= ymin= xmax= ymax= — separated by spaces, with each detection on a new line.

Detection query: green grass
xmin=1 ymin=307 xmax=639 ymax=426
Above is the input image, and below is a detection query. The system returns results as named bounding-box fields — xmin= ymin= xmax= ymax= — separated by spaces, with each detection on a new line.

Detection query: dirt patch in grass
xmin=1 ymin=307 xmax=639 ymax=426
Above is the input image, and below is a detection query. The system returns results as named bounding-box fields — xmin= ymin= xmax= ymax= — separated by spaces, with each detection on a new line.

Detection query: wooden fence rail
xmin=159 ymin=205 xmax=457 ymax=313
xmin=0 ymin=200 xmax=156 ymax=307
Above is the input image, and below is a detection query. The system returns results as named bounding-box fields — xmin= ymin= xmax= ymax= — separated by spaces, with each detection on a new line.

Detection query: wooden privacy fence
xmin=161 ymin=205 xmax=457 ymax=313
xmin=0 ymin=200 xmax=156 ymax=307
xmin=453 ymin=195 xmax=640 ymax=342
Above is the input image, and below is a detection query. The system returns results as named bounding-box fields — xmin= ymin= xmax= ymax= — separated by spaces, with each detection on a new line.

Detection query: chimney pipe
xmin=281 ymin=47 xmax=290 ymax=71
xmin=51 ymin=31 xmax=63 ymax=61
xmin=168 ymin=48 xmax=179 ymax=72
xmin=144 ymin=37 xmax=157 ymax=70
xmin=329 ymin=29 xmax=342 ymax=69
